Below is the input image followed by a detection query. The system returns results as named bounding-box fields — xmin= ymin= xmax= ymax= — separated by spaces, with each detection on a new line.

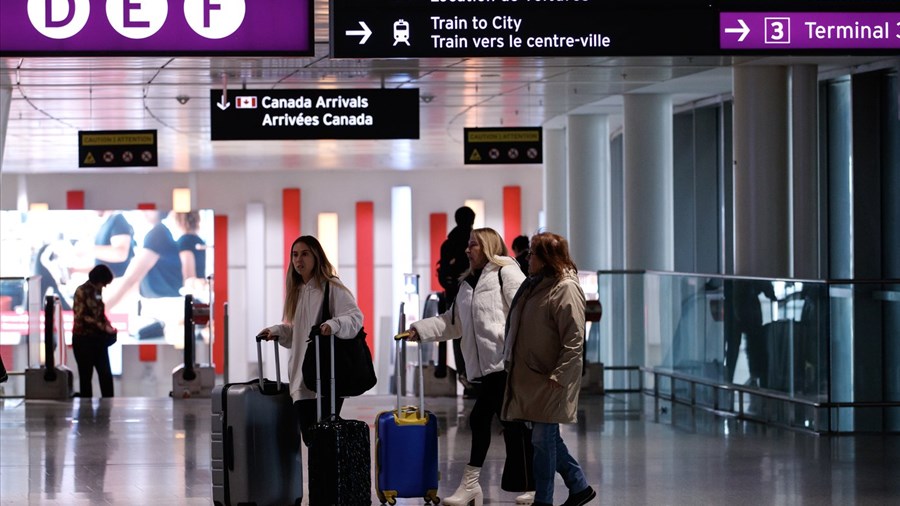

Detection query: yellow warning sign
xmin=469 ymin=149 xmax=482 ymax=161
xmin=466 ymin=130 xmax=540 ymax=143
xmin=81 ymin=132 xmax=155 ymax=146
xmin=83 ymin=152 xmax=96 ymax=164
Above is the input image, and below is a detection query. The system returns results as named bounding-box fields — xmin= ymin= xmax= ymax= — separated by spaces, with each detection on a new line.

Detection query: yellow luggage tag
xmin=394 ymin=405 xmax=429 ymax=426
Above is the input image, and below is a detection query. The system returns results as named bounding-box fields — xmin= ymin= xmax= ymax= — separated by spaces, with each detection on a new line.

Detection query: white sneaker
xmin=516 ymin=491 xmax=535 ymax=505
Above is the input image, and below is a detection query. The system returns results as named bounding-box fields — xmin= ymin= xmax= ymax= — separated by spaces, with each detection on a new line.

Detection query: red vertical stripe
xmin=503 ymin=186 xmax=522 ymax=251
xmin=356 ymin=202 xmax=375 ymax=356
xmin=66 ymin=190 xmax=85 ymax=210
xmin=213 ymin=215 xmax=229 ymax=374
xmin=282 ymin=189 xmax=301 ymax=279
xmin=429 ymin=213 xmax=447 ymax=292
xmin=136 ymin=202 xmax=157 ymax=362
xmin=0 ymin=345 xmax=13 ymax=372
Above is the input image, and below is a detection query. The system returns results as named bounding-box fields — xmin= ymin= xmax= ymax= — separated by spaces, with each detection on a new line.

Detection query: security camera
xmin=176 ymin=95 xmax=190 ymax=105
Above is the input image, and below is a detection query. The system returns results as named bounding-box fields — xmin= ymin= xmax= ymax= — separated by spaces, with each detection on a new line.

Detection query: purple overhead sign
xmin=721 ymin=12 xmax=900 ymax=50
xmin=0 ymin=0 xmax=313 ymax=55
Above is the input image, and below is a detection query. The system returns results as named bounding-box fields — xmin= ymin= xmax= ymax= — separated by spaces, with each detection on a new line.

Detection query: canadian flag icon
xmin=236 ymin=96 xmax=257 ymax=109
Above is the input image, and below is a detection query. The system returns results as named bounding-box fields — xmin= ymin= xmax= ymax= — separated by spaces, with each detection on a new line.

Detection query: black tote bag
xmin=302 ymin=280 xmax=377 ymax=397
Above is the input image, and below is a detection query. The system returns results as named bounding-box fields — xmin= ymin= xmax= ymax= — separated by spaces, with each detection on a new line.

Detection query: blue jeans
xmin=531 ymin=422 xmax=589 ymax=504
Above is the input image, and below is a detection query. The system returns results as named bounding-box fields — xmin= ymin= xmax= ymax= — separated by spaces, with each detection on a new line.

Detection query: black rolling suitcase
xmin=307 ymin=332 xmax=372 ymax=506
xmin=211 ymin=336 xmax=302 ymax=506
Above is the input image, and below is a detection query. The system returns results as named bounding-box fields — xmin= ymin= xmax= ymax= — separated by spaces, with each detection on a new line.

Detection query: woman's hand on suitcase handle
xmin=319 ymin=323 xmax=332 ymax=336
xmin=256 ymin=328 xmax=274 ymax=342
xmin=402 ymin=328 xmax=419 ymax=341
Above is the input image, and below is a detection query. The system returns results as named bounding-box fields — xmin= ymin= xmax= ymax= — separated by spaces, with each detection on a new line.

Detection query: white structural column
xmin=543 ymin=128 xmax=568 ymax=237
xmin=622 ymin=94 xmax=674 ymax=373
xmin=790 ymin=64 xmax=820 ymax=279
xmin=0 ymin=68 xmax=10 ymax=169
xmin=243 ymin=202 xmax=265 ymax=383
xmin=733 ymin=65 xmax=791 ymax=277
xmin=623 ymin=94 xmax=674 ymax=271
xmin=17 ymin=175 xmax=28 ymax=211
xmin=566 ymin=114 xmax=610 ymax=271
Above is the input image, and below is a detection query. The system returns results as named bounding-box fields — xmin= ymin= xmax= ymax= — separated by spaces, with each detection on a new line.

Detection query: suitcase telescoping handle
xmin=394 ymin=306 xmax=425 ymax=417
xmin=254 ymin=335 xmax=282 ymax=390
xmin=313 ymin=332 xmax=337 ymax=422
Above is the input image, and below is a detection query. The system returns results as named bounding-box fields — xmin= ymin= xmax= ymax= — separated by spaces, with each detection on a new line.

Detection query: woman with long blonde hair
xmin=409 ymin=227 xmax=535 ymax=505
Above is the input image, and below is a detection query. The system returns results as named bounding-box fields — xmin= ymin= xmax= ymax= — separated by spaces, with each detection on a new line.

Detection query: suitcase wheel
xmin=426 ymin=491 xmax=440 ymax=504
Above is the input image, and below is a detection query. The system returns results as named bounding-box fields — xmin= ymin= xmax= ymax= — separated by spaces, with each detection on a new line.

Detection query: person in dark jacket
xmin=436 ymin=206 xmax=478 ymax=396
xmin=72 ymin=265 xmax=116 ymax=397
xmin=511 ymin=235 xmax=530 ymax=275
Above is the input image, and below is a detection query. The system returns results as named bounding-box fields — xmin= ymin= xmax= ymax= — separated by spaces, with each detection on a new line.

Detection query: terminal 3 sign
xmin=331 ymin=0 xmax=899 ymax=58
xmin=210 ymin=88 xmax=420 ymax=140
xmin=0 ymin=0 xmax=313 ymax=55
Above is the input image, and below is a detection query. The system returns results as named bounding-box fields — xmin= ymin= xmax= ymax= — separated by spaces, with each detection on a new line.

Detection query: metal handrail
xmin=642 ymin=366 xmax=900 ymax=434
xmin=597 ymin=269 xmax=900 ymax=286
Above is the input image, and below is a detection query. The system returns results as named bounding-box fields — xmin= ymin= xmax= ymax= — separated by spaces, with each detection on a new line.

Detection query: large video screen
xmin=0 ymin=209 xmax=214 ymax=346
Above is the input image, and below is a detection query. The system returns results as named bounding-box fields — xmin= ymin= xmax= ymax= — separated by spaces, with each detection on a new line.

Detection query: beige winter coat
xmin=501 ymin=270 xmax=585 ymax=424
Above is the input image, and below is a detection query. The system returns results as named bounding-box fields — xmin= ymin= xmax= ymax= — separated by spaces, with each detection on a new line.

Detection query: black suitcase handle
xmin=255 ymin=334 xmax=282 ymax=391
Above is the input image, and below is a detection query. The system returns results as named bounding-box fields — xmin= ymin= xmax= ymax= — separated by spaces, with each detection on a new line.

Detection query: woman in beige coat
xmin=502 ymin=232 xmax=596 ymax=506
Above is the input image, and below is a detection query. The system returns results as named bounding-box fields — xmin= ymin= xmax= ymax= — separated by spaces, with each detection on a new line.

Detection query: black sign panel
xmin=332 ymin=0 xmax=898 ymax=58
xmin=464 ymin=127 xmax=542 ymax=165
xmin=79 ymin=130 xmax=158 ymax=168
xmin=210 ymin=89 xmax=419 ymax=140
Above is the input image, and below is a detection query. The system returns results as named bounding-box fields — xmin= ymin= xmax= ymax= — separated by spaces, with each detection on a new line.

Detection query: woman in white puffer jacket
xmin=409 ymin=227 xmax=535 ymax=506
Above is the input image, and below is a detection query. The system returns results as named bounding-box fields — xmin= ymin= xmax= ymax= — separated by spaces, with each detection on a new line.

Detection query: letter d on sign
xmin=28 ymin=0 xmax=90 ymax=38
xmin=46 ymin=0 xmax=76 ymax=27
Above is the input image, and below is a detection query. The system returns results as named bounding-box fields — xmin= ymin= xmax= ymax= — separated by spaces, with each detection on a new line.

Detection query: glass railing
xmin=597 ymin=271 xmax=900 ymax=434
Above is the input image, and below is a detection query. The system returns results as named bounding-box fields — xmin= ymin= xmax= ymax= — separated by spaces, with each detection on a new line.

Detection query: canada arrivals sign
xmin=210 ymin=88 xmax=420 ymax=140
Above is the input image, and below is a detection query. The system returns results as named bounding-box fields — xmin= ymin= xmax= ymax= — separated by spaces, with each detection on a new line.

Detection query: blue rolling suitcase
xmin=307 ymin=332 xmax=373 ymax=506
xmin=211 ymin=337 xmax=302 ymax=506
xmin=374 ymin=304 xmax=440 ymax=505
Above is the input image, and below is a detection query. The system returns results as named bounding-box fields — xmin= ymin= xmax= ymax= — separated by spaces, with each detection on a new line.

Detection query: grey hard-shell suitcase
xmin=211 ymin=337 xmax=301 ymax=506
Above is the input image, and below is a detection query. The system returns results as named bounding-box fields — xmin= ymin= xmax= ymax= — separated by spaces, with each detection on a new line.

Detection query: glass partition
xmin=599 ymin=270 xmax=899 ymax=433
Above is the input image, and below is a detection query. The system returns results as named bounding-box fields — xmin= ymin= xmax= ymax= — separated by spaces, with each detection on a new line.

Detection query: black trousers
xmin=72 ymin=334 xmax=114 ymax=397
xmin=468 ymin=371 xmax=534 ymax=491
xmin=294 ymin=396 xmax=344 ymax=447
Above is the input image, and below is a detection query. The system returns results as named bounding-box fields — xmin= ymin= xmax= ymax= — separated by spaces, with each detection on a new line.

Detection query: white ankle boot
xmin=443 ymin=465 xmax=483 ymax=506
xmin=516 ymin=490 xmax=535 ymax=505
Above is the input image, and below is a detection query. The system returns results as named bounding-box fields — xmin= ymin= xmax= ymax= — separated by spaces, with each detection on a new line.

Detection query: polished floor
xmin=1 ymin=392 xmax=898 ymax=505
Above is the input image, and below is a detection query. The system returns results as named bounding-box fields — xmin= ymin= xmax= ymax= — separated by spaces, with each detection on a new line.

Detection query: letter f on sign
xmin=46 ymin=0 xmax=76 ymax=28
xmin=204 ymin=0 xmax=222 ymax=28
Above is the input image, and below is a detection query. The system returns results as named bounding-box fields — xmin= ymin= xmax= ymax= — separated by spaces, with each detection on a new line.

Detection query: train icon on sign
xmin=393 ymin=19 xmax=410 ymax=46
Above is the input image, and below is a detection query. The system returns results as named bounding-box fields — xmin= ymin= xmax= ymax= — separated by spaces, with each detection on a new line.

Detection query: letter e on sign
xmin=106 ymin=0 xmax=168 ymax=39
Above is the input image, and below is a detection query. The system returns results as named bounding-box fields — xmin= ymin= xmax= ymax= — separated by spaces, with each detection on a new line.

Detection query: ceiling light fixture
xmin=175 ymin=95 xmax=190 ymax=105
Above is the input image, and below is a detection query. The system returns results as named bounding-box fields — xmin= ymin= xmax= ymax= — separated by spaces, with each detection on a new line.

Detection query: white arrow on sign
xmin=725 ymin=18 xmax=750 ymax=42
xmin=346 ymin=21 xmax=372 ymax=45
xmin=217 ymin=95 xmax=230 ymax=111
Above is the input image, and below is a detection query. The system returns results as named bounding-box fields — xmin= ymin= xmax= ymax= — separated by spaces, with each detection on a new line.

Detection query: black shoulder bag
xmin=301 ymin=280 xmax=377 ymax=397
